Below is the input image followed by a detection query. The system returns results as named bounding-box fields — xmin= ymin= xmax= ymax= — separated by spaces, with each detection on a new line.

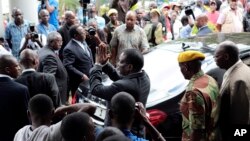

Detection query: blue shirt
xmin=38 ymin=0 xmax=59 ymax=29
xmin=197 ymin=25 xmax=212 ymax=36
xmin=5 ymin=21 xmax=29 ymax=58
xmin=122 ymin=130 xmax=148 ymax=141
xmin=180 ymin=24 xmax=192 ymax=39
xmin=91 ymin=16 xmax=106 ymax=30
xmin=37 ymin=23 xmax=57 ymax=36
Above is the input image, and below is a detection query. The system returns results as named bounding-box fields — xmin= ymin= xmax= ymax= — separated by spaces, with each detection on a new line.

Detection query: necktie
xmin=82 ymin=42 xmax=90 ymax=57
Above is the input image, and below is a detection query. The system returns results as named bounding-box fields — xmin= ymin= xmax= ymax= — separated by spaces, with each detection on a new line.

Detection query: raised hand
xmin=95 ymin=43 xmax=110 ymax=65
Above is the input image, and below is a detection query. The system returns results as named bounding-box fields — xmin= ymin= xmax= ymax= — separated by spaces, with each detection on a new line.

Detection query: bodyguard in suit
xmin=58 ymin=11 xmax=76 ymax=61
xmin=89 ymin=47 xmax=150 ymax=137
xmin=38 ymin=31 xmax=68 ymax=105
xmin=16 ymin=49 xmax=61 ymax=108
xmin=0 ymin=55 xmax=29 ymax=141
xmin=214 ymin=41 xmax=250 ymax=140
xmin=63 ymin=25 xmax=94 ymax=96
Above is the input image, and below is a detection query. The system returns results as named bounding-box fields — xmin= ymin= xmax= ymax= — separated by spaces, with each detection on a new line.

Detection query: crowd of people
xmin=1 ymin=0 xmax=250 ymax=141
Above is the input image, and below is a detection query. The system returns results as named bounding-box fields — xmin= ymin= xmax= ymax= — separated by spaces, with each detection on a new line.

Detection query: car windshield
xmin=155 ymin=33 xmax=250 ymax=53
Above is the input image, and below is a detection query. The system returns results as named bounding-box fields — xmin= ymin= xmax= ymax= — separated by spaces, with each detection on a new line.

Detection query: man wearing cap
xmin=178 ymin=51 xmax=220 ymax=141
xmin=104 ymin=8 xmax=123 ymax=44
xmin=143 ymin=9 xmax=164 ymax=46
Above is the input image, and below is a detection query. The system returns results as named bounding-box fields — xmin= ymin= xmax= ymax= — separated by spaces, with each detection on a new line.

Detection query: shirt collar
xmin=22 ymin=68 xmax=36 ymax=73
xmin=190 ymin=70 xmax=204 ymax=83
xmin=224 ymin=60 xmax=241 ymax=78
xmin=0 ymin=74 xmax=13 ymax=80
xmin=73 ymin=39 xmax=84 ymax=47
xmin=198 ymin=25 xmax=208 ymax=31
xmin=125 ymin=24 xmax=136 ymax=31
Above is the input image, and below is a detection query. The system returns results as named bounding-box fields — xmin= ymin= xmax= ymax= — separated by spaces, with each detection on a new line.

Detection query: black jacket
xmin=0 ymin=77 xmax=29 ymax=141
xmin=16 ymin=70 xmax=61 ymax=108
xmin=63 ymin=40 xmax=93 ymax=93
xmin=89 ymin=63 xmax=150 ymax=137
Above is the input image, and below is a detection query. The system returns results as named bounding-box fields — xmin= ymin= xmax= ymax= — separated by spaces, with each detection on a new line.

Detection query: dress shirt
xmin=0 ymin=74 xmax=13 ymax=79
xmin=222 ymin=60 xmax=241 ymax=86
xmin=22 ymin=68 xmax=36 ymax=73
xmin=72 ymin=39 xmax=90 ymax=57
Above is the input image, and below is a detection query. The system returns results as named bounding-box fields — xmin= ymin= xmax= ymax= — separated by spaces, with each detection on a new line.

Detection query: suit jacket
xmin=89 ymin=63 xmax=150 ymax=136
xmin=0 ymin=77 xmax=29 ymax=141
xmin=38 ymin=46 xmax=68 ymax=104
xmin=16 ymin=70 xmax=61 ymax=108
xmin=63 ymin=40 xmax=93 ymax=92
xmin=58 ymin=24 xmax=71 ymax=60
xmin=219 ymin=61 xmax=250 ymax=139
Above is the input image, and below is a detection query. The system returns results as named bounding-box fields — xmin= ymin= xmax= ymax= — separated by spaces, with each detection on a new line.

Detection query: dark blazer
xmin=16 ymin=70 xmax=61 ymax=108
xmin=63 ymin=40 xmax=93 ymax=93
xmin=58 ymin=24 xmax=71 ymax=60
xmin=38 ymin=46 xmax=68 ymax=104
xmin=0 ymin=77 xmax=29 ymax=141
xmin=89 ymin=63 xmax=150 ymax=136
xmin=218 ymin=62 xmax=250 ymax=140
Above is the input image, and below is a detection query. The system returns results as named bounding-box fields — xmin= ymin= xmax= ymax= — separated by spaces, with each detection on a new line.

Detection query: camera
xmin=30 ymin=32 xmax=39 ymax=39
xmin=185 ymin=6 xmax=193 ymax=16
xmin=87 ymin=27 xmax=96 ymax=36
xmin=184 ymin=1 xmax=196 ymax=20
xmin=29 ymin=24 xmax=39 ymax=39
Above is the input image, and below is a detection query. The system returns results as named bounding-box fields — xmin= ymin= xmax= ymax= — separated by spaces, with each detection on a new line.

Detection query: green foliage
xmin=58 ymin=0 xmax=80 ymax=16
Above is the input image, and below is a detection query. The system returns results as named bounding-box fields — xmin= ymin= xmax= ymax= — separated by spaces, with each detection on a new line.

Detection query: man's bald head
xmin=214 ymin=40 xmax=239 ymax=70
xmin=20 ymin=49 xmax=39 ymax=69
xmin=196 ymin=14 xmax=208 ymax=28
xmin=125 ymin=11 xmax=137 ymax=30
xmin=64 ymin=11 xmax=76 ymax=26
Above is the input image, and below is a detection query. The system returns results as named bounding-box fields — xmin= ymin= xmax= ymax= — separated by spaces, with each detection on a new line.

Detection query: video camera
xmin=184 ymin=1 xmax=196 ymax=20
xmin=87 ymin=27 xmax=96 ymax=36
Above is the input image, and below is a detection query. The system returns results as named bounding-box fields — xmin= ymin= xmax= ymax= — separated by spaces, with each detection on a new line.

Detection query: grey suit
xmin=38 ymin=46 xmax=68 ymax=104
xmin=219 ymin=61 xmax=250 ymax=139
xmin=63 ymin=40 xmax=93 ymax=94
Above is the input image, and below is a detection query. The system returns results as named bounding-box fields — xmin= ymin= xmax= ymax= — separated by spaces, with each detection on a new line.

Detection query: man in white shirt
xmin=14 ymin=94 xmax=96 ymax=141
xmin=216 ymin=0 xmax=244 ymax=33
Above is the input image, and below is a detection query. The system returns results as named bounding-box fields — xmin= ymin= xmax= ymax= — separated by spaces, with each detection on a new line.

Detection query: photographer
xmin=85 ymin=19 xmax=107 ymax=62
xmin=19 ymin=24 xmax=46 ymax=54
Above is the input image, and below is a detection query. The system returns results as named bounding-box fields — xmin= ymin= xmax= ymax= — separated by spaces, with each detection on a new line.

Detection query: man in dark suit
xmin=89 ymin=47 xmax=150 ymax=137
xmin=0 ymin=55 xmax=29 ymax=141
xmin=58 ymin=11 xmax=76 ymax=61
xmin=63 ymin=25 xmax=93 ymax=97
xmin=38 ymin=31 xmax=68 ymax=105
xmin=214 ymin=41 xmax=250 ymax=140
xmin=16 ymin=49 xmax=61 ymax=108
